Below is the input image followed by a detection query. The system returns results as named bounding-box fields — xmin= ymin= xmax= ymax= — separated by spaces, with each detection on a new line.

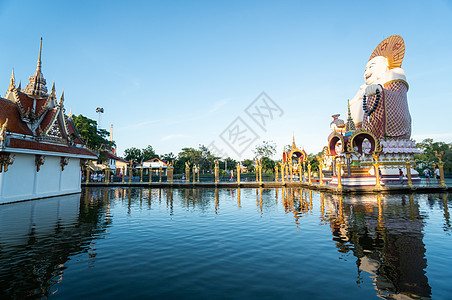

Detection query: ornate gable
xmin=47 ymin=120 xmax=63 ymax=138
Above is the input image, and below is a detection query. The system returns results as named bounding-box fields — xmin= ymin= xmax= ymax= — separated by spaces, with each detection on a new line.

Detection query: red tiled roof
xmin=8 ymin=138 xmax=97 ymax=158
xmin=0 ymin=99 xmax=33 ymax=135
xmin=105 ymin=151 xmax=125 ymax=161
xmin=65 ymin=118 xmax=84 ymax=144
xmin=39 ymin=108 xmax=57 ymax=132
xmin=16 ymin=91 xmax=34 ymax=115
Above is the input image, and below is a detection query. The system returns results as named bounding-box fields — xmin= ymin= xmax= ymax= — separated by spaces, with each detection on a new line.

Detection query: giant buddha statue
xmin=349 ymin=35 xmax=411 ymax=140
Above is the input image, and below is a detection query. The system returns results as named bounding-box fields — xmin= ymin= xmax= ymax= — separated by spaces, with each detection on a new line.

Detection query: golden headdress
xmin=369 ymin=35 xmax=405 ymax=69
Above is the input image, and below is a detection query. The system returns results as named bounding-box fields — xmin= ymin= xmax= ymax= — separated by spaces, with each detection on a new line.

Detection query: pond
xmin=1 ymin=188 xmax=451 ymax=299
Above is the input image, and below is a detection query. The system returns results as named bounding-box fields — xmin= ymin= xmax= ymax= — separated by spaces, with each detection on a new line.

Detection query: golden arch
xmin=346 ymin=129 xmax=382 ymax=154
xmin=328 ymin=132 xmax=344 ymax=156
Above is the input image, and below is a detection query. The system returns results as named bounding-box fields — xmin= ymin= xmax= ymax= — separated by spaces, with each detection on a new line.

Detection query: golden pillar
xmin=280 ymin=163 xmax=285 ymax=185
xmin=193 ymin=165 xmax=196 ymax=184
xmin=197 ymin=165 xmax=200 ymax=182
xmin=437 ymin=162 xmax=446 ymax=187
xmin=307 ymin=163 xmax=312 ymax=185
xmin=405 ymin=160 xmax=414 ymax=188
xmin=299 ymin=166 xmax=303 ymax=183
xmin=237 ymin=164 xmax=241 ymax=184
xmin=372 ymin=153 xmax=381 ymax=188
xmin=289 ymin=164 xmax=293 ymax=183
xmin=105 ymin=166 xmax=110 ymax=183
xmin=255 ymin=159 xmax=259 ymax=182
xmin=149 ymin=166 xmax=152 ymax=183
xmin=259 ymin=160 xmax=262 ymax=184
xmin=140 ymin=162 xmax=143 ymax=182
xmin=336 ymin=159 xmax=343 ymax=189
xmin=214 ymin=160 xmax=219 ymax=184
xmin=237 ymin=188 xmax=241 ymax=207
xmin=128 ymin=160 xmax=133 ymax=184
xmin=185 ymin=162 xmax=190 ymax=182
xmin=167 ymin=163 xmax=174 ymax=184
xmin=122 ymin=166 xmax=125 ymax=183
xmin=159 ymin=165 xmax=162 ymax=182
xmin=85 ymin=165 xmax=90 ymax=183
xmin=275 ymin=165 xmax=279 ymax=182
xmin=318 ymin=164 xmax=324 ymax=186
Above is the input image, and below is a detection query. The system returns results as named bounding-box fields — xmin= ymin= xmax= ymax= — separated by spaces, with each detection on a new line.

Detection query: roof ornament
xmin=68 ymin=107 xmax=73 ymax=118
xmin=37 ymin=37 xmax=43 ymax=73
xmin=0 ymin=118 xmax=9 ymax=143
xmin=8 ymin=69 xmax=15 ymax=91
xmin=25 ymin=37 xmax=47 ymax=97
xmin=345 ymin=100 xmax=356 ymax=135
xmin=58 ymin=90 xmax=64 ymax=107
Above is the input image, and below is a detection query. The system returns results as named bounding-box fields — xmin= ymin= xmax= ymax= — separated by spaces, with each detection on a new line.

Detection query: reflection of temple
xmin=0 ymin=191 xmax=111 ymax=299
xmin=275 ymin=189 xmax=432 ymax=298
xmin=320 ymin=193 xmax=431 ymax=298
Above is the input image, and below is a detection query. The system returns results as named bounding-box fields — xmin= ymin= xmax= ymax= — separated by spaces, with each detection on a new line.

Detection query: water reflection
xmin=0 ymin=188 xmax=450 ymax=299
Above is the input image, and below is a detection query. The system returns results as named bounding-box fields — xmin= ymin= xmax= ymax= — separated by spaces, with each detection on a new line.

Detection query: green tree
xmin=161 ymin=152 xmax=176 ymax=162
xmin=72 ymin=114 xmax=115 ymax=152
xmin=242 ymin=159 xmax=255 ymax=173
xmin=253 ymin=140 xmax=277 ymax=159
xmin=124 ymin=147 xmax=142 ymax=162
xmin=415 ymin=139 xmax=452 ymax=174
xmin=142 ymin=145 xmax=159 ymax=161
xmin=261 ymin=157 xmax=275 ymax=173
xmin=220 ymin=157 xmax=237 ymax=171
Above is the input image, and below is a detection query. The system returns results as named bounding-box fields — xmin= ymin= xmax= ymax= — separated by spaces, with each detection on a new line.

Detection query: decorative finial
xmin=59 ymin=90 xmax=64 ymax=107
xmin=345 ymin=99 xmax=356 ymax=134
xmin=17 ymin=80 xmax=21 ymax=91
xmin=68 ymin=107 xmax=73 ymax=118
xmin=110 ymin=124 xmax=114 ymax=142
xmin=347 ymin=99 xmax=352 ymax=119
xmin=9 ymin=69 xmax=15 ymax=89
xmin=37 ymin=37 xmax=43 ymax=72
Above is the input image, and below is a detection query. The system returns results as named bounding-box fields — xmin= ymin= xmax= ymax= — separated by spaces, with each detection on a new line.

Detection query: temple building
xmin=0 ymin=38 xmax=97 ymax=204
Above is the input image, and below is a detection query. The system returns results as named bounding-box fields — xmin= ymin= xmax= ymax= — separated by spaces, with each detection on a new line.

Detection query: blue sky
xmin=1 ymin=0 xmax=451 ymax=159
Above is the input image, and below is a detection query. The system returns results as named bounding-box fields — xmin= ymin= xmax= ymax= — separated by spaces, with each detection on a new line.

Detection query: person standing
xmin=434 ymin=166 xmax=441 ymax=184
xmin=423 ymin=168 xmax=431 ymax=185
xmin=399 ymin=168 xmax=404 ymax=185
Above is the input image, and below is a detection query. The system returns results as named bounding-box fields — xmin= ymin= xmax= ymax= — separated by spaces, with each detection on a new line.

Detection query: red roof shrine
xmin=0 ymin=38 xmax=96 ymax=159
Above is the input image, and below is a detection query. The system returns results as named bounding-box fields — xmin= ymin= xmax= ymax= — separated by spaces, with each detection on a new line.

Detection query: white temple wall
xmin=36 ymin=156 xmax=60 ymax=194
xmin=61 ymin=158 xmax=82 ymax=192
xmin=1 ymin=153 xmax=35 ymax=200
xmin=0 ymin=153 xmax=83 ymax=204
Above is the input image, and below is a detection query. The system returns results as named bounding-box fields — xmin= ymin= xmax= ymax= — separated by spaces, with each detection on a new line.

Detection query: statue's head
xmin=364 ymin=56 xmax=389 ymax=85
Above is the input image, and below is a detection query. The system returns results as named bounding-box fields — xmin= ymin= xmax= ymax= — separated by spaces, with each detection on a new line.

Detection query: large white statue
xmin=349 ymin=35 xmax=411 ymax=140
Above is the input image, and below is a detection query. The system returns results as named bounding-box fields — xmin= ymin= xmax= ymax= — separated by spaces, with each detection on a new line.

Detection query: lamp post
xmin=95 ymin=107 xmax=104 ymax=130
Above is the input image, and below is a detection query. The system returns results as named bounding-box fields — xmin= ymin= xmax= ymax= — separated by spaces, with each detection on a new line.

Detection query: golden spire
xmin=68 ymin=107 xmax=73 ymax=118
xmin=58 ymin=90 xmax=64 ymax=107
xmin=292 ymin=132 xmax=296 ymax=150
xmin=110 ymin=124 xmax=114 ymax=142
xmin=9 ymin=69 xmax=15 ymax=89
xmin=37 ymin=37 xmax=43 ymax=73
xmin=347 ymin=99 xmax=352 ymax=120
xmin=25 ymin=37 xmax=47 ymax=97
xmin=345 ymin=99 xmax=356 ymax=133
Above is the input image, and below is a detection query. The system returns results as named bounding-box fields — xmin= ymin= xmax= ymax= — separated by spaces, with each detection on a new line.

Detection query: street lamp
xmin=96 ymin=107 xmax=104 ymax=129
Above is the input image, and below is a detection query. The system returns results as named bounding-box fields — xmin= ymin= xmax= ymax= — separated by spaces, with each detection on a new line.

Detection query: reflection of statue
xmin=349 ymin=35 xmax=411 ymax=140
